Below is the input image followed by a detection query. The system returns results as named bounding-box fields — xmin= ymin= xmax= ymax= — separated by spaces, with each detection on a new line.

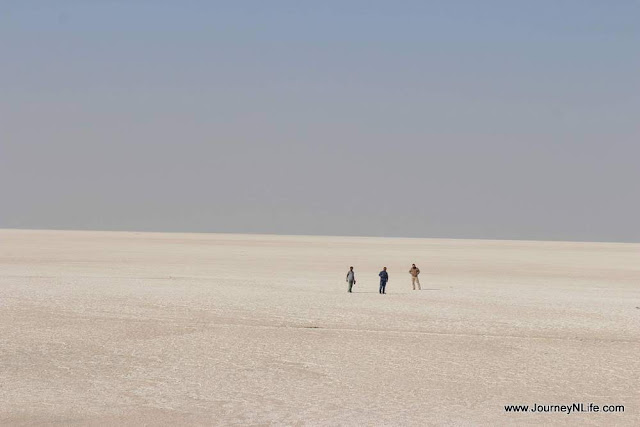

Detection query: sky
xmin=1 ymin=1 xmax=639 ymax=242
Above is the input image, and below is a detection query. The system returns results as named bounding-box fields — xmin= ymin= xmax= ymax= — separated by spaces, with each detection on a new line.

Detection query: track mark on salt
xmin=212 ymin=322 xmax=638 ymax=344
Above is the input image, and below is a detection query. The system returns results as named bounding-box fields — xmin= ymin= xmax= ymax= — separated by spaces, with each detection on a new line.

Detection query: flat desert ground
xmin=1 ymin=229 xmax=638 ymax=426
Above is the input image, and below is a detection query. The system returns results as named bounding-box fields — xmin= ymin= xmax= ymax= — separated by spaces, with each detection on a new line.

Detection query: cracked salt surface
xmin=1 ymin=229 xmax=639 ymax=425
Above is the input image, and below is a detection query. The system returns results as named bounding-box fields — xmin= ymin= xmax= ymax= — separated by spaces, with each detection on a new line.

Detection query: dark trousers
xmin=379 ymin=281 xmax=387 ymax=294
xmin=348 ymin=280 xmax=354 ymax=292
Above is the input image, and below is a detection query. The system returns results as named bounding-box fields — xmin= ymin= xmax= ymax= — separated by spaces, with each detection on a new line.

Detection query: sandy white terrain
xmin=0 ymin=229 xmax=638 ymax=426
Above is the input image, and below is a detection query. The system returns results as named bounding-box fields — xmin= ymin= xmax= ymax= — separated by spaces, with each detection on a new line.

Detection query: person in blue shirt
xmin=379 ymin=267 xmax=389 ymax=294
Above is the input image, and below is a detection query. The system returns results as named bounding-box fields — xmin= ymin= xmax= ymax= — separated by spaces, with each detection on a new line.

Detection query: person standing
xmin=379 ymin=267 xmax=389 ymax=294
xmin=346 ymin=266 xmax=356 ymax=293
xmin=409 ymin=263 xmax=421 ymax=290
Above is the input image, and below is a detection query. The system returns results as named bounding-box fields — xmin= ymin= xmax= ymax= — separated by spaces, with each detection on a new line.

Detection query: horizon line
xmin=2 ymin=226 xmax=637 ymax=245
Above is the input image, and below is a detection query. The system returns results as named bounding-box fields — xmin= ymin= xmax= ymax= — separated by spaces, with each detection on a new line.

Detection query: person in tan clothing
xmin=409 ymin=264 xmax=421 ymax=290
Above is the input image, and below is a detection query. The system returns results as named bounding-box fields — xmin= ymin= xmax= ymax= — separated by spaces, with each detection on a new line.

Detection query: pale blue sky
xmin=1 ymin=1 xmax=639 ymax=241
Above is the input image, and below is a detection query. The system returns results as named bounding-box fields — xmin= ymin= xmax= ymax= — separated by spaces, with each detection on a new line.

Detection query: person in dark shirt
xmin=379 ymin=267 xmax=389 ymax=294
xmin=346 ymin=266 xmax=356 ymax=293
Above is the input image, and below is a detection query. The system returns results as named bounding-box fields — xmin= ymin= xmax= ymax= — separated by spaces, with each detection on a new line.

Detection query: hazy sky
xmin=1 ymin=1 xmax=638 ymax=242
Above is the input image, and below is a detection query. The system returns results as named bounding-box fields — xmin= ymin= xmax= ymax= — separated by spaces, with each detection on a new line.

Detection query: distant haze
xmin=1 ymin=1 xmax=639 ymax=242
